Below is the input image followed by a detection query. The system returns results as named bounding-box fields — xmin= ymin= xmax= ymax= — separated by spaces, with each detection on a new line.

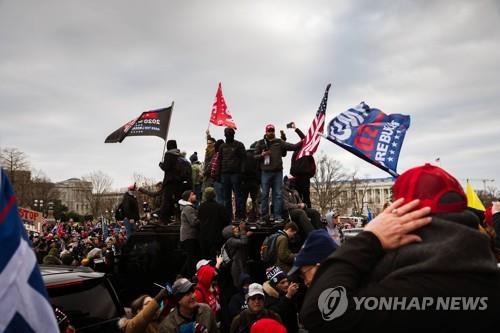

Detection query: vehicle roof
xmin=41 ymin=265 xmax=105 ymax=287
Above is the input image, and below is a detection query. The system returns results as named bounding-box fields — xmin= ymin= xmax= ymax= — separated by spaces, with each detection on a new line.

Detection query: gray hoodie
xmin=179 ymin=199 xmax=199 ymax=242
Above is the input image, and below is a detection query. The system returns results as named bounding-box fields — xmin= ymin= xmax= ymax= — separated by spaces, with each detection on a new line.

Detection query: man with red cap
xmin=254 ymin=124 xmax=301 ymax=223
xmin=301 ymin=164 xmax=500 ymax=332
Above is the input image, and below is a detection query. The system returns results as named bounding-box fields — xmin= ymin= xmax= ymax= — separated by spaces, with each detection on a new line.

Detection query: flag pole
xmin=161 ymin=101 xmax=175 ymax=162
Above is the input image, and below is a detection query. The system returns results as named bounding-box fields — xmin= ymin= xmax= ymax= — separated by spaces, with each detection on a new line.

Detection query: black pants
xmin=180 ymin=239 xmax=200 ymax=279
xmin=295 ymin=176 xmax=311 ymax=208
xmin=160 ymin=181 xmax=181 ymax=224
xmin=241 ymin=179 xmax=260 ymax=221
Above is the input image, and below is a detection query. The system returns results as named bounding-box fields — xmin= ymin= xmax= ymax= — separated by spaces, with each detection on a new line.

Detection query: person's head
xmin=189 ymin=152 xmax=198 ymax=163
xmin=166 ymin=140 xmax=177 ymax=150
xmin=393 ymin=163 xmax=467 ymax=215
xmin=203 ymin=187 xmax=216 ymax=202
xmin=283 ymin=175 xmax=296 ymax=189
xmin=214 ymin=139 xmax=224 ymax=152
xmin=288 ymin=229 xmax=338 ymax=287
xmin=325 ymin=211 xmax=340 ymax=226
xmin=265 ymin=124 xmax=275 ymax=140
xmin=130 ymin=294 xmax=160 ymax=319
xmin=172 ymin=278 xmax=197 ymax=311
xmin=266 ymin=266 xmax=289 ymax=294
xmin=284 ymin=221 xmax=299 ymax=239
xmin=232 ymin=224 xmax=241 ymax=237
xmin=246 ymin=283 xmax=265 ymax=313
xmin=127 ymin=183 xmax=137 ymax=192
xmin=224 ymin=127 xmax=235 ymax=143
xmin=182 ymin=190 xmax=196 ymax=204
xmin=250 ymin=318 xmax=287 ymax=333
xmin=239 ymin=272 xmax=252 ymax=294
xmin=207 ymin=137 xmax=216 ymax=147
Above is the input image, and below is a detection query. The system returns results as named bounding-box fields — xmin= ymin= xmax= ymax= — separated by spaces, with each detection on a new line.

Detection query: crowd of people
xmin=28 ymin=123 xmax=500 ymax=332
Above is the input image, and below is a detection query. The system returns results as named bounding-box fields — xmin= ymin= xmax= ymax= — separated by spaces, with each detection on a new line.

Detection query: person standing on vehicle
xmin=219 ymin=127 xmax=246 ymax=221
xmin=179 ymin=190 xmax=200 ymax=278
xmin=254 ymin=124 xmax=301 ymax=223
xmin=159 ymin=140 xmax=182 ymax=224
xmin=122 ymin=184 xmax=140 ymax=236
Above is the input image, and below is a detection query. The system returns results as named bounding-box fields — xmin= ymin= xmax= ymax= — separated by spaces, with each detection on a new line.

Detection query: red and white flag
xmin=295 ymin=84 xmax=331 ymax=160
xmin=210 ymin=82 xmax=237 ymax=129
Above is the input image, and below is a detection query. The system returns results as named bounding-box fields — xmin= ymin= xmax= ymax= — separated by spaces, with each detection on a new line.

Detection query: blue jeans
xmin=222 ymin=173 xmax=244 ymax=220
xmin=260 ymin=170 xmax=283 ymax=219
xmin=214 ymin=181 xmax=224 ymax=205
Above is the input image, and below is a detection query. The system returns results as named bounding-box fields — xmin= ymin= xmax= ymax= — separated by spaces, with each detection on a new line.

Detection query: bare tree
xmin=311 ymin=153 xmax=349 ymax=215
xmin=1 ymin=147 xmax=32 ymax=205
xmin=29 ymin=169 xmax=60 ymax=213
xmin=82 ymin=171 xmax=113 ymax=217
xmin=477 ymin=185 xmax=500 ymax=207
xmin=346 ymin=172 xmax=371 ymax=216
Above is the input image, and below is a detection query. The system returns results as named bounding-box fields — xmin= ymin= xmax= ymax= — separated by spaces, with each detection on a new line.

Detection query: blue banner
xmin=326 ymin=102 xmax=410 ymax=176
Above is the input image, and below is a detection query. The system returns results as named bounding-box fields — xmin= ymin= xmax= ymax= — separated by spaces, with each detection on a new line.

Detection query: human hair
xmin=130 ymin=294 xmax=149 ymax=316
xmin=284 ymin=221 xmax=299 ymax=232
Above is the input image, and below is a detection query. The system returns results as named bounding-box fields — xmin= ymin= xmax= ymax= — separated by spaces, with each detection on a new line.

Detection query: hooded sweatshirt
xmin=195 ymin=265 xmax=219 ymax=315
xmin=179 ymin=199 xmax=199 ymax=242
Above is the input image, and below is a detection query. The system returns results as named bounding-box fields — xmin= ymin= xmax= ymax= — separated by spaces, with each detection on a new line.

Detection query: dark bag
xmin=260 ymin=230 xmax=285 ymax=265
xmin=115 ymin=202 xmax=124 ymax=221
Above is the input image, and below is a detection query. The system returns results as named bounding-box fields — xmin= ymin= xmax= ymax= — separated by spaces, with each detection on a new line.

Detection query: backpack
xmin=220 ymin=241 xmax=232 ymax=267
xmin=177 ymin=157 xmax=193 ymax=189
xmin=115 ymin=202 xmax=124 ymax=221
xmin=260 ymin=230 xmax=285 ymax=265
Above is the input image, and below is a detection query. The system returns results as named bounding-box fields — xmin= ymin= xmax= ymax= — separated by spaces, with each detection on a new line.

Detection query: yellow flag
xmin=466 ymin=180 xmax=485 ymax=211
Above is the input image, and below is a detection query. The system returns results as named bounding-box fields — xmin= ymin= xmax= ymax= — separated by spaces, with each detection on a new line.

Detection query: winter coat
xmin=222 ymin=226 xmax=249 ymax=287
xmin=179 ymin=200 xmax=199 ymax=242
xmin=159 ymin=303 xmax=218 ymax=333
xmin=289 ymin=128 xmax=316 ymax=178
xmin=122 ymin=191 xmax=140 ymax=221
xmin=119 ymin=299 xmax=160 ymax=333
xmin=275 ymin=233 xmax=295 ymax=273
xmin=228 ymin=291 xmax=247 ymax=321
xmin=240 ymin=149 xmax=260 ymax=183
xmin=230 ymin=309 xmax=281 ymax=333
xmin=301 ymin=210 xmax=500 ymax=332
xmin=199 ymin=199 xmax=228 ymax=246
xmin=263 ymin=281 xmax=299 ymax=333
xmin=254 ymin=136 xmax=301 ymax=171
xmin=160 ymin=149 xmax=181 ymax=184
xmin=195 ymin=265 xmax=219 ymax=316
xmin=219 ymin=140 xmax=246 ymax=174
xmin=282 ymin=185 xmax=303 ymax=210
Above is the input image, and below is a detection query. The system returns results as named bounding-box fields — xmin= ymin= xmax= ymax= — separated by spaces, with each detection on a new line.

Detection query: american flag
xmin=0 ymin=169 xmax=59 ymax=332
xmin=295 ymin=84 xmax=331 ymax=160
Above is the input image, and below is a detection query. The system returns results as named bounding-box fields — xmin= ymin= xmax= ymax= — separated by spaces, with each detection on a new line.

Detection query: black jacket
xmin=300 ymin=210 xmax=500 ymax=332
xmin=121 ymin=192 xmax=140 ymax=221
xmin=263 ymin=282 xmax=298 ymax=333
xmin=219 ymin=140 xmax=246 ymax=174
xmin=290 ymin=128 xmax=316 ymax=178
xmin=493 ymin=211 xmax=500 ymax=248
xmin=198 ymin=199 xmax=228 ymax=246
xmin=240 ymin=149 xmax=260 ymax=182
xmin=160 ymin=149 xmax=181 ymax=184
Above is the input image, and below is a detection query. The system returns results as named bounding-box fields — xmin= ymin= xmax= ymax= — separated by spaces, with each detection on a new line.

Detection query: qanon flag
xmin=210 ymin=82 xmax=237 ymax=129
xmin=326 ymin=102 xmax=410 ymax=176
xmin=105 ymin=106 xmax=172 ymax=143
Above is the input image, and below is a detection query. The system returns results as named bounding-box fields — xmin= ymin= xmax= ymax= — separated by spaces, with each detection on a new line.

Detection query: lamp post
xmin=33 ymin=199 xmax=44 ymax=212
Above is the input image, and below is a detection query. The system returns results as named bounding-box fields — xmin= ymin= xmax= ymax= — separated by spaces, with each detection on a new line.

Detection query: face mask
xmin=225 ymin=133 xmax=235 ymax=143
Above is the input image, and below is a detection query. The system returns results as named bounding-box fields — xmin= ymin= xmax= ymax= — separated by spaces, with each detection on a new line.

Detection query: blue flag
xmin=0 ymin=169 xmax=58 ymax=332
xmin=326 ymin=102 xmax=410 ymax=176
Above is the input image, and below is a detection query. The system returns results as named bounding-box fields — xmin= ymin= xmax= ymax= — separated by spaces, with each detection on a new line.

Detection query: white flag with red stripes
xmin=295 ymin=84 xmax=331 ymax=160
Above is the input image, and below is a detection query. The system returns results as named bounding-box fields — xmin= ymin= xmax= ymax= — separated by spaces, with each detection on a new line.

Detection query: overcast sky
xmin=1 ymin=0 xmax=499 ymax=191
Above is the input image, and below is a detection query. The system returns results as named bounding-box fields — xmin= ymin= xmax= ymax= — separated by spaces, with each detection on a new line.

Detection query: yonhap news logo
xmin=317 ymin=286 xmax=349 ymax=320
xmin=318 ymin=286 xmax=488 ymax=321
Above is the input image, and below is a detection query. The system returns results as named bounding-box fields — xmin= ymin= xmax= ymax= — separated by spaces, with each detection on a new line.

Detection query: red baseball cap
xmin=265 ymin=124 xmax=275 ymax=132
xmin=250 ymin=318 xmax=286 ymax=333
xmin=393 ymin=163 xmax=467 ymax=214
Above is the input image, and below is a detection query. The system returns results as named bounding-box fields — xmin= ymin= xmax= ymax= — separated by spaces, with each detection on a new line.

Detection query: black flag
xmin=105 ymin=106 xmax=172 ymax=143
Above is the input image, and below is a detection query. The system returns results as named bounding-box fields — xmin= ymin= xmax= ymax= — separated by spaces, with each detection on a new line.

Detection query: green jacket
xmin=276 ymin=233 xmax=295 ymax=273
xmin=159 ymin=303 xmax=218 ymax=333
xmin=254 ymin=136 xmax=301 ymax=171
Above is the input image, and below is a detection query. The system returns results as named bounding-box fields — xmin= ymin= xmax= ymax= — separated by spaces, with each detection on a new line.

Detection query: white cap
xmin=196 ymin=259 xmax=210 ymax=271
xmin=247 ymin=283 xmax=265 ymax=298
